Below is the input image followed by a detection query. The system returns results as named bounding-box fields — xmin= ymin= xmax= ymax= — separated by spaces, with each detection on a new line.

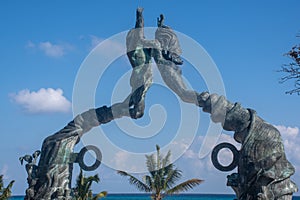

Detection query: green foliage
xmin=0 ymin=175 xmax=15 ymax=200
xmin=72 ymin=169 xmax=107 ymax=200
xmin=117 ymin=145 xmax=203 ymax=200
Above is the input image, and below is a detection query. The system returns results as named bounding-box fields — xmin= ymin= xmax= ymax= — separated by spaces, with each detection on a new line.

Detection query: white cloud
xmin=39 ymin=42 xmax=65 ymax=57
xmin=184 ymin=149 xmax=197 ymax=159
xmin=275 ymin=125 xmax=300 ymax=162
xmin=275 ymin=125 xmax=299 ymax=140
xmin=113 ymin=151 xmax=130 ymax=170
xmin=273 ymin=125 xmax=300 ymax=192
xmin=11 ymin=88 xmax=71 ymax=114
xmin=112 ymin=151 xmax=140 ymax=172
xmin=27 ymin=40 xmax=72 ymax=58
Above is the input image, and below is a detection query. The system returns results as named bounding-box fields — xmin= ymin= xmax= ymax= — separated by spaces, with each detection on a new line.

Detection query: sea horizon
xmin=9 ymin=193 xmax=300 ymax=200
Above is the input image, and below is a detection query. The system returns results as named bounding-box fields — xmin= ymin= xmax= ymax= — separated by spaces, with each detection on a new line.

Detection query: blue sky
xmin=1 ymin=0 xmax=300 ymax=196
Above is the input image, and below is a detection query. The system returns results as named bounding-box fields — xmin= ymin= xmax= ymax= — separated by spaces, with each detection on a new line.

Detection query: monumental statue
xmin=21 ymin=8 xmax=298 ymax=200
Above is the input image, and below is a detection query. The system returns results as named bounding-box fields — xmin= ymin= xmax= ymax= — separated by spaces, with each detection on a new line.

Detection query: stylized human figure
xmin=126 ymin=8 xmax=204 ymax=119
xmin=19 ymin=151 xmax=41 ymax=200
xmin=22 ymin=8 xmax=297 ymax=200
xmin=154 ymin=14 xmax=205 ymax=106
xmin=126 ymin=8 xmax=298 ymax=199
xmin=126 ymin=8 xmax=160 ymax=118
xmin=206 ymin=94 xmax=298 ymax=199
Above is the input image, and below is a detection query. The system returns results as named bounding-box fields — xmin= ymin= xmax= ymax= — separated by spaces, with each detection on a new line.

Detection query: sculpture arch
xmin=22 ymin=8 xmax=298 ymax=200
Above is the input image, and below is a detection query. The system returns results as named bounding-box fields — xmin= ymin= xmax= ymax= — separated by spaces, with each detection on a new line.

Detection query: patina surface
xmin=208 ymin=96 xmax=298 ymax=199
xmin=22 ymin=8 xmax=298 ymax=200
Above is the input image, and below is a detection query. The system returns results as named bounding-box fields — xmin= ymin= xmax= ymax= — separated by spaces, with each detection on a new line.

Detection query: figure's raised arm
xmin=155 ymin=14 xmax=183 ymax=65
xmin=135 ymin=7 xmax=144 ymax=28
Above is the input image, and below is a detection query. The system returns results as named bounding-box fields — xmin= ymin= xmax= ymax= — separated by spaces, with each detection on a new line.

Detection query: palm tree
xmin=117 ymin=145 xmax=203 ymax=200
xmin=0 ymin=174 xmax=15 ymax=200
xmin=72 ymin=169 xmax=107 ymax=200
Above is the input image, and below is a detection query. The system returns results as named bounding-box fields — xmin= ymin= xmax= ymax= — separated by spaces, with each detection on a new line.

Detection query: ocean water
xmin=9 ymin=194 xmax=300 ymax=200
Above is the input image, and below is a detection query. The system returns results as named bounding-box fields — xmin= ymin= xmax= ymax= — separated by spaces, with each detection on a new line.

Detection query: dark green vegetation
xmin=0 ymin=175 xmax=14 ymax=200
xmin=72 ymin=169 xmax=107 ymax=200
xmin=118 ymin=145 xmax=203 ymax=200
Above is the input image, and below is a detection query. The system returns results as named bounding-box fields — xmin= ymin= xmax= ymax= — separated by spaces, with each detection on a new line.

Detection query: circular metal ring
xmin=211 ymin=142 xmax=239 ymax=172
xmin=77 ymin=145 xmax=102 ymax=171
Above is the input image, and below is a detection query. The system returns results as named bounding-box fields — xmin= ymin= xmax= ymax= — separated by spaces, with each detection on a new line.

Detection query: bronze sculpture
xmin=126 ymin=8 xmax=202 ymax=119
xmin=208 ymin=98 xmax=298 ymax=199
xmin=21 ymin=8 xmax=298 ymax=200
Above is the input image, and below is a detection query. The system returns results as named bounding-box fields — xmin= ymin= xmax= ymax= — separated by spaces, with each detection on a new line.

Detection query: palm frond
xmin=117 ymin=170 xmax=151 ymax=192
xmin=1 ymin=180 xmax=15 ymax=199
xmin=118 ymin=145 xmax=204 ymax=198
xmin=75 ymin=169 xmax=85 ymax=197
xmin=154 ymin=165 xmax=170 ymax=191
xmin=85 ymin=174 xmax=100 ymax=184
xmin=164 ymin=167 xmax=182 ymax=189
xmin=0 ymin=175 xmax=4 ymax=191
xmin=145 ymin=154 xmax=156 ymax=173
xmin=74 ymin=169 xmax=102 ymax=200
xmin=166 ymin=179 xmax=203 ymax=194
xmin=162 ymin=150 xmax=171 ymax=168
xmin=153 ymin=171 xmax=164 ymax=192
xmin=84 ymin=176 xmax=99 ymax=198
xmin=143 ymin=175 xmax=153 ymax=189
xmin=160 ymin=163 xmax=175 ymax=177
xmin=156 ymin=145 xmax=162 ymax=169
xmin=76 ymin=169 xmax=84 ymax=187
xmin=6 ymin=180 xmax=14 ymax=191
